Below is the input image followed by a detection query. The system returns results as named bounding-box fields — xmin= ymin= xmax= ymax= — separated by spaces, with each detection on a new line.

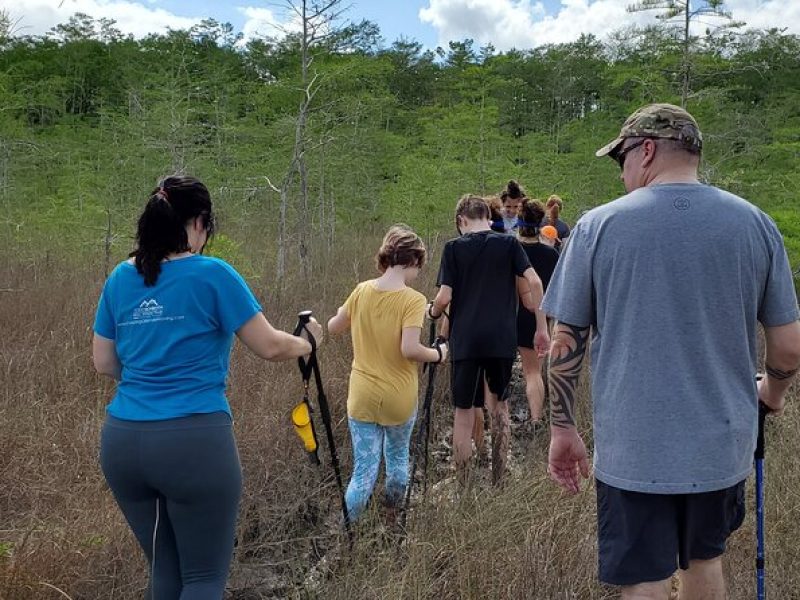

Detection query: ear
xmin=642 ymin=138 xmax=658 ymax=168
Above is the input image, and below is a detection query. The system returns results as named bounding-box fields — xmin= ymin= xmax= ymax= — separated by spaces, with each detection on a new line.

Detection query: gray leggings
xmin=100 ymin=412 xmax=242 ymax=600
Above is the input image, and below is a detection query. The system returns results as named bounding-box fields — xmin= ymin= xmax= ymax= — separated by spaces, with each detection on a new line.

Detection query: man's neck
xmin=461 ymin=221 xmax=491 ymax=234
xmin=647 ymin=166 xmax=701 ymax=186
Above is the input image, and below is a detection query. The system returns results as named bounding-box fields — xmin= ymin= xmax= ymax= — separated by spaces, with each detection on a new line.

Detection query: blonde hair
xmin=375 ymin=224 xmax=426 ymax=272
xmin=455 ymin=194 xmax=490 ymax=226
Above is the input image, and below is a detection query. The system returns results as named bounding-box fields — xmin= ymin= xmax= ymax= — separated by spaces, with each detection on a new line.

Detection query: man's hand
xmin=301 ymin=317 xmax=323 ymax=352
xmin=426 ymin=302 xmax=441 ymax=320
xmin=548 ymin=426 xmax=590 ymax=495
xmin=757 ymin=375 xmax=785 ymax=416
xmin=534 ymin=330 xmax=550 ymax=358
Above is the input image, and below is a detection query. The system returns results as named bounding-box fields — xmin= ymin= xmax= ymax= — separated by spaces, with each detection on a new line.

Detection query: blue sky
xmin=4 ymin=1 xmax=799 ymax=51
xmin=156 ymin=0 xmax=446 ymax=47
xmin=149 ymin=0 xmax=565 ymax=47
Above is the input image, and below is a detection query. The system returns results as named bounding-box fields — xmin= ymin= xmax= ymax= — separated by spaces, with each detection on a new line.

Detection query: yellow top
xmin=344 ymin=280 xmax=426 ymax=426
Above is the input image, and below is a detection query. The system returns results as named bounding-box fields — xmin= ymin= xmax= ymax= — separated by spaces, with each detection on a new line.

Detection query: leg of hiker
xmin=597 ymin=479 xmax=744 ymax=600
xmin=101 ymin=421 xmax=183 ymax=598
xmin=101 ymin=413 xmax=242 ymax=600
xmin=489 ymin=392 xmax=510 ymax=486
xmin=101 ymin=485 xmax=183 ymax=598
xmin=484 ymin=358 xmax=513 ymax=486
xmin=345 ymin=418 xmax=384 ymax=520
xmin=382 ymin=413 xmax=416 ymax=526
xmin=678 ymin=558 xmax=725 ymax=600
xmin=483 ymin=377 xmax=497 ymax=414
xmin=620 ymin=580 xmax=672 ymax=600
xmin=675 ymin=482 xmax=744 ymax=600
xmin=472 ymin=373 xmax=489 ymax=461
xmin=452 ymin=408 xmax=475 ymax=486
xmin=597 ymin=480 xmax=678 ymax=600
xmin=483 ymin=374 xmax=497 ymax=461
xmin=452 ymin=360 xmax=485 ymax=486
xmin=519 ymin=346 xmax=545 ymax=423
xmin=472 ymin=407 xmax=485 ymax=458
xmin=152 ymin=414 xmax=242 ymax=600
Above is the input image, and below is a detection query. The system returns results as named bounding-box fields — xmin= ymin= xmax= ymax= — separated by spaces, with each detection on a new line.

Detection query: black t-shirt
xmin=437 ymin=230 xmax=531 ymax=360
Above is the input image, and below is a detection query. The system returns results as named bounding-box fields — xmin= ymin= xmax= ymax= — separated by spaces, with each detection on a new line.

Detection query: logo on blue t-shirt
xmin=120 ymin=297 xmax=184 ymax=327
xmin=133 ymin=298 xmax=164 ymax=320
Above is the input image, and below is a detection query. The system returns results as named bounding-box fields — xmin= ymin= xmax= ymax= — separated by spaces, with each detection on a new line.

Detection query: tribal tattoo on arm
xmin=765 ymin=364 xmax=799 ymax=380
xmin=549 ymin=323 xmax=591 ymax=429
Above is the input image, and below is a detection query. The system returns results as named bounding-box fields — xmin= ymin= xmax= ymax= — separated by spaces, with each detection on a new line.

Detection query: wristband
xmin=428 ymin=303 xmax=441 ymax=320
xmin=435 ymin=343 xmax=443 ymax=363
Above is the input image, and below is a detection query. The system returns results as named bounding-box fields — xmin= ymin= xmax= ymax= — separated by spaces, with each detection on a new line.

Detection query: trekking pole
xmin=293 ymin=310 xmax=352 ymax=542
xmin=400 ymin=318 xmax=444 ymax=529
xmin=755 ymin=397 xmax=768 ymax=600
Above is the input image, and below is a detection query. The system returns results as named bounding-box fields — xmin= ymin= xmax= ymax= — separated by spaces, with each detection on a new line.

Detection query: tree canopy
xmin=1 ymin=13 xmax=798 ymax=279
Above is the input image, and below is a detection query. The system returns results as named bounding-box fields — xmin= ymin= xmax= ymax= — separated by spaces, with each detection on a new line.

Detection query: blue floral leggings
xmin=345 ymin=413 xmax=416 ymax=520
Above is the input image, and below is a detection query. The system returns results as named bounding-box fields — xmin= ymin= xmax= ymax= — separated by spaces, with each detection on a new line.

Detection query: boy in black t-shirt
xmin=429 ymin=195 xmax=550 ymax=486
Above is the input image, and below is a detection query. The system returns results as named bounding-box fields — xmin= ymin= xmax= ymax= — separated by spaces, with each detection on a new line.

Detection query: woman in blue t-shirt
xmin=92 ymin=175 xmax=321 ymax=600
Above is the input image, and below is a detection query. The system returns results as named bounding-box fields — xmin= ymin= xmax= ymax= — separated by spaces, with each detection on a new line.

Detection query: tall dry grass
xmin=1 ymin=238 xmax=798 ymax=600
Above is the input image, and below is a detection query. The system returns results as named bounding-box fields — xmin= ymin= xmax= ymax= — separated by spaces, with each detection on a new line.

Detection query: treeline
xmin=1 ymin=13 xmax=798 ymax=277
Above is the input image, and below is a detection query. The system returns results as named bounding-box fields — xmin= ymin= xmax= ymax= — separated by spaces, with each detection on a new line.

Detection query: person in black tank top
xmin=516 ymin=199 xmax=560 ymax=427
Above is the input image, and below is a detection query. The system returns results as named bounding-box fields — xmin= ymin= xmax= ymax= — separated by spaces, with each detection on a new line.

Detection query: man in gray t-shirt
xmin=542 ymin=103 xmax=800 ymax=598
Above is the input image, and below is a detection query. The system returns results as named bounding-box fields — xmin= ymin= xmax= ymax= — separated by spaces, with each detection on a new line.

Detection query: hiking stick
xmin=755 ymin=399 xmax=768 ymax=600
xmin=293 ymin=311 xmax=352 ymax=541
xmin=400 ymin=318 xmax=442 ymax=529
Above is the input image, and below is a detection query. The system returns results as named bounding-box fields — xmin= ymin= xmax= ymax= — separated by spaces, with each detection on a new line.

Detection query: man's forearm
xmin=762 ymin=320 xmax=800 ymax=408
xmin=549 ymin=322 xmax=590 ymax=428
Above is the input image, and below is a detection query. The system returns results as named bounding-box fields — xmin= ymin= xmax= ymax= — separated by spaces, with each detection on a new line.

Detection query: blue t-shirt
xmin=542 ymin=183 xmax=799 ymax=494
xmin=93 ymin=255 xmax=262 ymax=421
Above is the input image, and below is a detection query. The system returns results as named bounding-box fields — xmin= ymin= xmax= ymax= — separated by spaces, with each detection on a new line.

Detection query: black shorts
xmin=596 ymin=479 xmax=746 ymax=586
xmin=451 ymin=358 xmax=514 ymax=409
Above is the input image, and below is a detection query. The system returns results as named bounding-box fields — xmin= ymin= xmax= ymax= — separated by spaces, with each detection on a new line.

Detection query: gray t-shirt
xmin=542 ymin=183 xmax=799 ymax=494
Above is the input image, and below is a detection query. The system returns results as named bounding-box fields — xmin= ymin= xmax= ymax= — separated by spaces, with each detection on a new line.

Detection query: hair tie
xmin=517 ymin=220 xmax=540 ymax=228
xmin=156 ymin=187 xmax=169 ymax=202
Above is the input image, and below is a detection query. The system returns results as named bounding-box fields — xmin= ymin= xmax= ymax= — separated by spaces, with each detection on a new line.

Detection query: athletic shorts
xmin=596 ymin=478 xmax=746 ymax=586
xmin=451 ymin=358 xmax=514 ymax=409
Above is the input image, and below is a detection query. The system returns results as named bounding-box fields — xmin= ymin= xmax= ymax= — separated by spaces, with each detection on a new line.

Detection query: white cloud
xmin=2 ymin=0 xmax=201 ymax=38
xmin=237 ymin=5 xmax=302 ymax=43
xmin=725 ymin=0 xmax=800 ymax=33
xmin=238 ymin=6 xmax=282 ymax=41
xmin=419 ymin=0 xmax=800 ymax=51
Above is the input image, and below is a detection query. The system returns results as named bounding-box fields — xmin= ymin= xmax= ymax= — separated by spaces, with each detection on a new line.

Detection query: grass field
xmin=1 ymin=235 xmax=799 ymax=599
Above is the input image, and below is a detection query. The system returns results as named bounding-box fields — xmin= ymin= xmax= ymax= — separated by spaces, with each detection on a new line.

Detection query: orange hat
xmin=541 ymin=225 xmax=559 ymax=240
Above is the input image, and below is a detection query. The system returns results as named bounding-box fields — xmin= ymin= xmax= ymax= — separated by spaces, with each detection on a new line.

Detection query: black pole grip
xmin=755 ymin=401 xmax=768 ymax=460
xmin=292 ymin=310 xmax=311 ymax=336
xmin=293 ymin=310 xmax=315 ymax=378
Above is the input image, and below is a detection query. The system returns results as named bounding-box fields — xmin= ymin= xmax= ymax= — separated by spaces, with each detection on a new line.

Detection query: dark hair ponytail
xmin=131 ymin=175 xmax=215 ymax=286
xmin=518 ymin=198 xmax=545 ymax=238
xmin=500 ymin=179 xmax=525 ymax=203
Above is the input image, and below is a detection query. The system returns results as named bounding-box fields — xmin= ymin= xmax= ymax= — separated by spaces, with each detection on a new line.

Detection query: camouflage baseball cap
xmin=595 ymin=103 xmax=703 ymax=158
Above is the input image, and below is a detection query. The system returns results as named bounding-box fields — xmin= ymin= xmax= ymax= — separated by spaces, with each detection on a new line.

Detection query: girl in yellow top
xmin=328 ymin=225 xmax=447 ymax=523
